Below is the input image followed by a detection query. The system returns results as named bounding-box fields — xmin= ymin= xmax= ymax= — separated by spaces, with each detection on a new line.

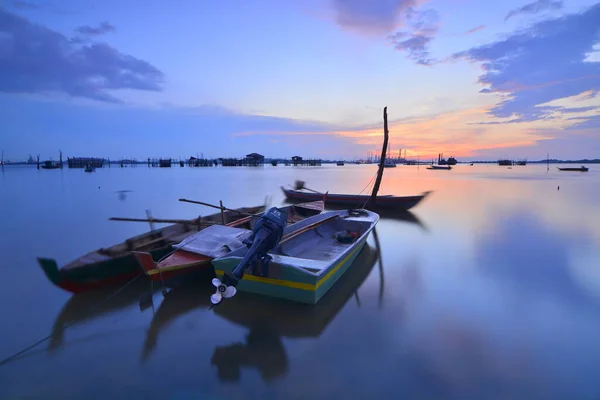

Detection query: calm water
xmin=1 ymin=163 xmax=599 ymax=400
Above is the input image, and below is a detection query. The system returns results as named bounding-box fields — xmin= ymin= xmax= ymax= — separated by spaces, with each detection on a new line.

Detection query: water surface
xmin=0 ymin=163 xmax=599 ymax=399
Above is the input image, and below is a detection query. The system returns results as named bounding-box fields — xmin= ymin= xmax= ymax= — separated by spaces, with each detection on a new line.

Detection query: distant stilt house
xmin=244 ymin=153 xmax=265 ymax=166
xmin=67 ymin=157 xmax=104 ymax=168
xmin=292 ymin=156 xmax=303 ymax=166
xmin=187 ymin=156 xmax=212 ymax=167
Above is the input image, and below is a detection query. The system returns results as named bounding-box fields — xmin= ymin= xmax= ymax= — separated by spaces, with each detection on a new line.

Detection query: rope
xmin=357 ymin=172 xmax=379 ymax=195
xmin=0 ymin=273 xmax=144 ymax=368
xmin=358 ymin=171 xmax=379 ymax=209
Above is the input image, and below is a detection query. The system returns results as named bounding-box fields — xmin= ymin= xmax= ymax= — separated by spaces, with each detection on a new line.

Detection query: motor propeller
xmin=210 ymin=277 xmax=237 ymax=305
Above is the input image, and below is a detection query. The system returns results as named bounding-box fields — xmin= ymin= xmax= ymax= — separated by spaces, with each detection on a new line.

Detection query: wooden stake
xmin=219 ymin=200 xmax=226 ymax=224
xmin=369 ymin=106 xmax=389 ymax=208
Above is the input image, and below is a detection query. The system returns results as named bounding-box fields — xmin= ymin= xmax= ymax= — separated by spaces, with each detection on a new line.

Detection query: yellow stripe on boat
xmin=214 ymin=237 xmax=366 ymax=291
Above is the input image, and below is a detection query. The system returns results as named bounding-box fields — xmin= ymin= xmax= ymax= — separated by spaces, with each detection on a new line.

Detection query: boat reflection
xmin=48 ymin=278 xmax=157 ymax=353
xmin=209 ymin=241 xmax=381 ymax=383
xmin=140 ymin=278 xmax=216 ymax=362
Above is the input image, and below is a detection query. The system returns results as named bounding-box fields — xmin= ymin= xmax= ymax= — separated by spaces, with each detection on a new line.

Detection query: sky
xmin=0 ymin=0 xmax=599 ymax=161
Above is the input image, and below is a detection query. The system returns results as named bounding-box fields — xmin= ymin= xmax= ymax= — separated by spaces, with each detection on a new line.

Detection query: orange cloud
xmin=234 ymin=102 xmax=596 ymax=160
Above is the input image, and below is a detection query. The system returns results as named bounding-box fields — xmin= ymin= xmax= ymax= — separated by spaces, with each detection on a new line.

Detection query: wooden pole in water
xmin=219 ymin=200 xmax=226 ymax=224
xmin=369 ymin=106 xmax=389 ymax=208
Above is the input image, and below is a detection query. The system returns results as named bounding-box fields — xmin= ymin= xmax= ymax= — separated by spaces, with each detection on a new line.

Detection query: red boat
xmin=281 ymin=182 xmax=430 ymax=211
xmin=133 ymin=201 xmax=324 ymax=282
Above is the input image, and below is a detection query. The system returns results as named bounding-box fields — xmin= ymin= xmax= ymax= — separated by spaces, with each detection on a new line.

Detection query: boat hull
xmin=281 ymin=187 xmax=428 ymax=210
xmin=37 ymin=205 xmax=266 ymax=293
xmin=213 ymin=237 xmax=369 ymax=304
xmin=557 ymin=167 xmax=588 ymax=172
xmin=38 ymin=247 xmax=172 ymax=293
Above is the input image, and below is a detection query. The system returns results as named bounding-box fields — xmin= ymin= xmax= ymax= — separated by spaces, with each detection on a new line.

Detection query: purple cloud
xmin=454 ymin=3 xmax=600 ymax=124
xmin=0 ymin=8 xmax=163 ymax=103
xmin=389 ymin=8 xmax=440 ymax=66
xmin=465 ymin=25 xmax=486 ymax=35
xmin=331 ymin=0 xmax=421 ymax=35
xmin=505 ymin=0 xmax=563 ymax=21
xmin=75 ymin=22 xmax=115 ymax=36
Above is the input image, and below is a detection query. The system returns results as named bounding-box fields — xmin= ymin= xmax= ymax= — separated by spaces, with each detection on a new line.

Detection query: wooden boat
xmin=37 ymin=205 xmax=266 ymax=293
xmin=557 ymin=166 xmax=588 ymax=172
xmin=84 ymin=165 xmax=95 ymax=172
xmin=281 ymin=182 xmax=429 ymax=210
xmin=40 ymin=160 xmax=61 ymax=169
xmin=211 ymin=208 xmax=379 ymax=305
xmin=427 ymin=165 xmax=452 ymax=170
xmin=133 ymin=201 xmax=325 ymax=283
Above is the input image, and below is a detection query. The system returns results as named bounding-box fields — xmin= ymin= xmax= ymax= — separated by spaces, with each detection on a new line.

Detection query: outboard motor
xmin=211 ymin=207 xmax=288 ymax=305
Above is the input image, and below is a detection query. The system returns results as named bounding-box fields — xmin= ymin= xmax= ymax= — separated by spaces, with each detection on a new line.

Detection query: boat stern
xmin=132 ymin=251 xmax=157 ymax=276
xmin=37 ymin=257 xmax=63 ymax=287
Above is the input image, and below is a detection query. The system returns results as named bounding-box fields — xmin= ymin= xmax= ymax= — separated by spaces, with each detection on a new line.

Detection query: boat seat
xmin=270 ymin=254 xmax=331 ymax=272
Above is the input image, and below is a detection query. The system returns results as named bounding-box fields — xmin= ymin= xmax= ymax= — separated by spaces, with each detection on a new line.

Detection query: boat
xmin=557 ymin=166 xmax=588 ymax=172
xmin=210 ymin=208 xmax=379 ymax=305
xmin=84 ymin=165 xmax=95 ymax=172
xmin=336 ymin=161 xmax=344 ymax=166
xmin=133 ymin=201 xmax=325 ymax=283
xmin=281 ymin=181 xmax=429 ymax=210
xmin=447 ymin=156 xmax=458 ymax=165
xmin=37 ymin=205 xmax=266 ymax=293
xmin=426 ymin=165 xmax=452 ymax=170
xmin=40 ymin=160 xmax=61 ymax=169
xmin=383 ymin=159 xmax=396 ymax=168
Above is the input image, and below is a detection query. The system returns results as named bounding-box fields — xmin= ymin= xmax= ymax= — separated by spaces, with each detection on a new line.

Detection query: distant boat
xmin=447 ymin=156 xmax=457 ymax=165
xmin=84 ymin=165 xmax=95 ymax=172
xmin=498 ymin=159 xmax=513 ymax=166
xmin=557 ymin=166 xmax=588 ymax=172
xmin=336 ymin=161 xmax=344 ymax=166
xmin=271 ymin=160 xmax=278 ymax=166
xmin=427 ymin=165 xmax=452 ymax=170
xmin=383 ymin=159 xmax=396 ymax=168
xmin=40 ymin=160 xmax=61 ymax=169
xmin=281 ymin=182 xmax=430 ymax=210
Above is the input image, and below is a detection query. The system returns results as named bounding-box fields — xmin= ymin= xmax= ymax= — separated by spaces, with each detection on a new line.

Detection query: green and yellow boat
xmin=211 ymin=208 xmax=380 ymax=305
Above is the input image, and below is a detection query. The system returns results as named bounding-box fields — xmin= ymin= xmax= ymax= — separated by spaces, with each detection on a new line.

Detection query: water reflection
xmin=474 ymin=209 xmax=600 ymax=309
xmin=48 ymin=279 xmax=157 ymax=354
xmin=141 ymin=278 xmax=215 ymax=362
xmin=210 ymin=242 xmax=380 ymax=383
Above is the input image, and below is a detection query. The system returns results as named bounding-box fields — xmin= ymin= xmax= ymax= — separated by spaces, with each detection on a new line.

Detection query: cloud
xmin=331 ymin=0 xmax=421 ymax=35
xmin=504 ymin=0 xmax=563 ymax=21
xmin=565 ymin=114 xmax=600 ymax=130
xmin=389 ymin=8 xmax=440 ymax=66
xmin=11 ymin=0 xmax=42 ymax=9
xmin=75 ymin=22 xmax=115 ymax=36
xmin=0 ymin=8 xmax=164 ymax=103
xmin=465 ymin=25 xmax=486 ymax=35
xmin=454 ymin=3 xmax=600 ymax=126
